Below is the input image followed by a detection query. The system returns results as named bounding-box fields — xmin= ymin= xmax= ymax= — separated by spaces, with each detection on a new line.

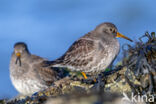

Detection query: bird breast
xmin=10 ymin=76 xmax=48 ymax=95
xmin=101 ymin=38 xmax=120 ymax=67
xmin=88 ymin=38 xmax=120 ymax=73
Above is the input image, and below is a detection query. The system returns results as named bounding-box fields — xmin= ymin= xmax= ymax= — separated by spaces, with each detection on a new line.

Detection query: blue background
xmin=0 ymin=0 xmax=156 ymax=98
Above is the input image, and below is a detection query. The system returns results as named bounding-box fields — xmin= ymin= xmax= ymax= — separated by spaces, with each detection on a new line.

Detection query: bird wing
xmin=50 ymin=38 xmax=96 ymax=71
xmin=31 ymin=56 xmax=59 ymax=86
xmin=36 ymin=65 xmax=58 ymax=86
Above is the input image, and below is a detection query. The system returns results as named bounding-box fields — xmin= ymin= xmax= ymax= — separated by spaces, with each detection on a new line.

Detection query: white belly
xmin=86 ymin=39 xmax=120 ymax=73
xmin=10 ymin=76 xmax=47 ymax=95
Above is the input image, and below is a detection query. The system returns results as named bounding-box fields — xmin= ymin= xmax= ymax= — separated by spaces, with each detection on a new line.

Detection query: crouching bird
xmin=10 ymin=42 xmax=63 ymax=95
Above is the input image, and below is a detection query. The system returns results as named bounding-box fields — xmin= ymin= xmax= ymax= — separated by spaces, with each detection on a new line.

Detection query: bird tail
xmin=42 ymin=59 xmax=63 ymax=67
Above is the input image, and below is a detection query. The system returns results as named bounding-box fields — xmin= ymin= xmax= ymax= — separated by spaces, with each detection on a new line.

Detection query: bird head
xmin=13 ymin=42 xmax=29 ymax=66
xmin=95 ymin=22 xmax=133 ymax=42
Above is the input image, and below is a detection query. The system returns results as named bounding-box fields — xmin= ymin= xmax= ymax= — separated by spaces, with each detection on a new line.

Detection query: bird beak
xmin=116 ymin=32 xmax=133 ymax=42
xmin=15 ymin=52 xmax=22 ymax=66
xmin=16 ymin=52 xmax=21 ymax=58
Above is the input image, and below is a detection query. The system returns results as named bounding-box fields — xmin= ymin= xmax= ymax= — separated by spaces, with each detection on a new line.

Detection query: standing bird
xmin=10 ymin=42 xmax=61 ymax=95
xmin=45 ymin=22 xmax=133 ymax=79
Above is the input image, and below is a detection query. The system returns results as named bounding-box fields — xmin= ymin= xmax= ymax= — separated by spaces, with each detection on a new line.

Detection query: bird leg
xmin=81 ymin=72 xmax=97 ymax=83
xmin=81 ymin=74 xmax=97 ymax=84
xmin=81 ymin=72 xmax=88 ymax=79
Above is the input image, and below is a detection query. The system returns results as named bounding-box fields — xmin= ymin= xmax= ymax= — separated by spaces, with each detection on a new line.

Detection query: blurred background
xmin=0 ymin=0 xmax=156 ymax=99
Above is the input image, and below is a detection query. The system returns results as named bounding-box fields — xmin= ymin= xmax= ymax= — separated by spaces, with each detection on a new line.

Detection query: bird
xmin=10 ymin=42 xmax=63 ymax=95
xmin=44 ymin=22 xmax=133 ymax=80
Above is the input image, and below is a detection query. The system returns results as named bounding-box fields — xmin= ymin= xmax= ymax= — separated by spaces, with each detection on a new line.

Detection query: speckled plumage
xmin=10 ymin=42 xmax=60 ymax=95
xmin=46 ymin=23 xmax=125 ymax=75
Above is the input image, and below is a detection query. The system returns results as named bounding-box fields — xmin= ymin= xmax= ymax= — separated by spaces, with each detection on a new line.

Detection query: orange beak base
xmin=16 ymin=52 xmax=21 ymax=57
